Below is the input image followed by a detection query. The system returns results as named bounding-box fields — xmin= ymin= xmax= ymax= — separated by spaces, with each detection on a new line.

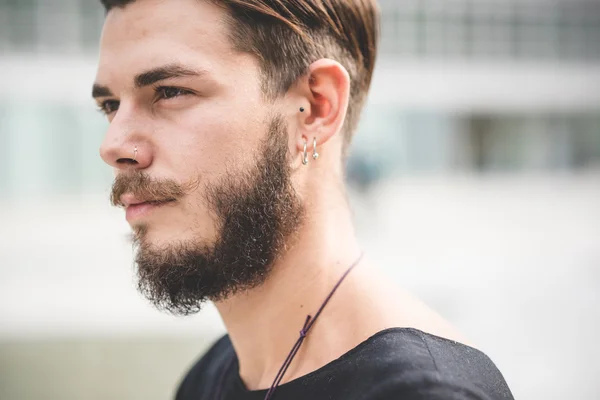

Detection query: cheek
xmin=145 ymin=107 xmax=266 ymax=243
xmin=171 ymin=106 xmax=264 ymax=179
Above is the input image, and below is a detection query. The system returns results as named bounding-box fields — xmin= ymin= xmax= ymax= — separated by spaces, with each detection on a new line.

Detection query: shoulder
xmin=174 ymin=334 xmax=234 ymax=400
xmin=359 ymin=370 xmax=495 ymax=400
xmin=338 ymin=328 xmax=514 ymax=400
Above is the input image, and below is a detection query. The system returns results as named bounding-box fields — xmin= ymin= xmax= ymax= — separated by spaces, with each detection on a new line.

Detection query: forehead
xmin=96 ymin=0 xmax=244 ymax=85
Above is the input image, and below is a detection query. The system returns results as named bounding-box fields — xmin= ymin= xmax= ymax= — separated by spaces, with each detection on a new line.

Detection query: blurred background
xmin=1 ymin=0 xmax=599 ymax=399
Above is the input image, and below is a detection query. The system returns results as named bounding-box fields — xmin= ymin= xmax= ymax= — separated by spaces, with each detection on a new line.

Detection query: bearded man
xmin=93 ymin=1 xmax=514 ymax=399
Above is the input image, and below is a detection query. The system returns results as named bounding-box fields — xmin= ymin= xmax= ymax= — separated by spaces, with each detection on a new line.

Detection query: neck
xmin=214 ymin=189 xmax=367 ymax=390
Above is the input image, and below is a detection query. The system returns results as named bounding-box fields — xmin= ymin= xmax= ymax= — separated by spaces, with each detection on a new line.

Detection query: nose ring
xmin=133 ymin=146 xmax=138 ymax=162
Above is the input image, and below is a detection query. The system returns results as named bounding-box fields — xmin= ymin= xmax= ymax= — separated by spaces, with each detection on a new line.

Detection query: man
xmin=93 ymin=0 xmax=514 ymax=399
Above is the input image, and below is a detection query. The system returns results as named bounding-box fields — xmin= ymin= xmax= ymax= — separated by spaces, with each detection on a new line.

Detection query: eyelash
xmin=154 ymin=86 xmax=193 ymax=101
xmin=97 ymin=100 xmax=119 ymax=115
xmin=97 ymin=86 xmax=193 ymax=115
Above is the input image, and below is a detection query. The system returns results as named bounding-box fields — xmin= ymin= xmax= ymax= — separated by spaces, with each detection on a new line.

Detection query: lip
xmin=120 ymin=194 xmax=176 ymax=222
xmin=125 ymin=200 xmax=174 ymax=222
xmin=120 ymin=194 xmax=147 ymax=208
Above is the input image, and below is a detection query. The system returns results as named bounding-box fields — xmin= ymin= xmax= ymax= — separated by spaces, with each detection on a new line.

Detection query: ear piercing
xmin=299 ymin=107 xmax=319 ymax=165
xmin=302 ymin=137 xmax=319 ymax=165
xmin=302 ymin=139 xmax=309 ymax=165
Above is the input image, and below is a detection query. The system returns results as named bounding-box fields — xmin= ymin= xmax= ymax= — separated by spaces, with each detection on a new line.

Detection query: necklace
xmin=214 ymin=252 xmax=365 ymax=400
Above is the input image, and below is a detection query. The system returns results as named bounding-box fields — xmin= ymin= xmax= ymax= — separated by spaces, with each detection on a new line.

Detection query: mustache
xmin=110 ymin=171 xmax=198 ymax=207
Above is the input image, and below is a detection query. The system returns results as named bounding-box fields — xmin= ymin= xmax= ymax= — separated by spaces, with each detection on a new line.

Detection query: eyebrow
xmin=92 ymin=63 xmax=207 ymax=99
xmin=92 ymin=84 xmax=113 ymax=99
xmin=134 ymin=64 xmax=206 ymax=88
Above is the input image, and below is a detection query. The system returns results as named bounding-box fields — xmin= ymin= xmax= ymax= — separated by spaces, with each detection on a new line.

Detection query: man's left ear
xmin=294 ymin=58 xmax=350 ymax=154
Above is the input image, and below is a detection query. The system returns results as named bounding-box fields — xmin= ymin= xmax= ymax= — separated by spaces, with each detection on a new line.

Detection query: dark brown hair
xmin=100 ymin=0 xmax=380 ymax=154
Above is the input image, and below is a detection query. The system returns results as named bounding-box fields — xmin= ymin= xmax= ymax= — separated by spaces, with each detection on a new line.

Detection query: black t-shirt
xmin=175 ymin=328 xmax=514 ymax=400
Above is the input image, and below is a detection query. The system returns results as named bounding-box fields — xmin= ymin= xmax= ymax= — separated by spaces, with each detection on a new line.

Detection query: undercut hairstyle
xmin=100 ymin=0 xmax=380 ymax=155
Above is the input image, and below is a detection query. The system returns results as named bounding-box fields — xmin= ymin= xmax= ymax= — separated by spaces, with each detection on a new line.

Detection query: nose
xmin=99 ymin=111 xmax=152 ymax=171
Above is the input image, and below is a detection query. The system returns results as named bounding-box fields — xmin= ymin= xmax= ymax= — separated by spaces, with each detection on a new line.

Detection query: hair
xmin=100 ymin=0 xmax=380 ymax=155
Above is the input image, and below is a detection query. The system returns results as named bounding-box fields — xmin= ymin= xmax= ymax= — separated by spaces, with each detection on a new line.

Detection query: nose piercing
xmin=133 ymin=146 xmax=138 ymax=162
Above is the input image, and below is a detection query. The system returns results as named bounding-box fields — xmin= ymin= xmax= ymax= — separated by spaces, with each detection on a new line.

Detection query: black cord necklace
xmin=214 ymin=252 xmax=365 ymax=400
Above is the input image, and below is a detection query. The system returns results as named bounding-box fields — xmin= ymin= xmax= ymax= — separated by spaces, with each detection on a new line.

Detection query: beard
xmin=111 ymin=115 xmax=305 ymax=315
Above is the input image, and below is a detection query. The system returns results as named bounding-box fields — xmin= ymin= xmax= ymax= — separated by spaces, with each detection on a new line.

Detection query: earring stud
xmin=300 ymin=107 xmax=305 ymax=113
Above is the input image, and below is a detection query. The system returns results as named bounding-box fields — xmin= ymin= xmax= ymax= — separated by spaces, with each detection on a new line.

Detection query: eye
xmin=156 ymin=86 xmax=192 ymax=100
xmin=98 ymin=100 xmax=120 ymax=115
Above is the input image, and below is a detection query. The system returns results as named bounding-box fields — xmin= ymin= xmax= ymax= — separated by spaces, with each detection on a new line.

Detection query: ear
xmin=292 ymin=58 xmax=350 ymax=157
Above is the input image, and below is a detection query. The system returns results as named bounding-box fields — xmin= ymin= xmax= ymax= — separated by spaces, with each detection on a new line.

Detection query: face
xmin=95 ymin=0 xmax=304 ymax=314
